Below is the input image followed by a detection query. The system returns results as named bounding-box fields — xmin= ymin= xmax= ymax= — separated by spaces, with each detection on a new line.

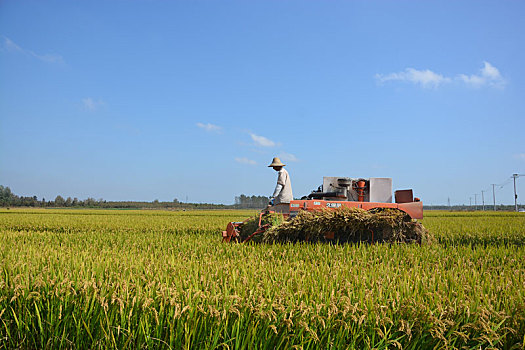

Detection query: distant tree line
xmin=234 ymin=194 xmax=269 ymax=209
xmin=0 ymin=186 xmax=109 ymax=208
xmin=1 ymin=186 xmax=43 ymax=207
xmin=0 ymin=185 xmax=270 ymax=210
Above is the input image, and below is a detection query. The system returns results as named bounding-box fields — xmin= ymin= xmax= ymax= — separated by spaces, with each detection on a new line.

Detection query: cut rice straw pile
xmin=239 ymin=213 xmax=284 ymax=242
xmin=262 ymin=207 xmax=432 ymax=244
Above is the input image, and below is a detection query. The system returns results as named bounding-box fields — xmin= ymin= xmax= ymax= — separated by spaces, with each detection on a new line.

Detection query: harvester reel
xmin=222 ymin=222 xmax=241 ymax=243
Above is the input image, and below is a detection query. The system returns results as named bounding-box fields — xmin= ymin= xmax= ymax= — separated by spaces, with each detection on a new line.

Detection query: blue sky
xmin=1 ymin=0 xmax=524 ymax=205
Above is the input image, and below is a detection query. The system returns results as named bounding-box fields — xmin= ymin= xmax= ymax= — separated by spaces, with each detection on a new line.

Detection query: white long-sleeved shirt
xmin=272 ymin=168 xmax=293 ymax=204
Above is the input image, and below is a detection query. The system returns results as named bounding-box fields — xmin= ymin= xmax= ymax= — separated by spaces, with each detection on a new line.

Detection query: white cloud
xmin=279 ymin=152 xmax=299 ymax=162
xmin=82 ymin=98 xmax=105 ymax=111
xmin=34 ymin=53 xmax=63 ymax=64
xmin=458 ymin=61 xmax=505 ymax=88
xmin=376 ymin=62 xmax=505 ymax=89
xmin=515 ymin=153 xmax=525 ymax=161
xmin=3 ymin=36 xmax=64 ymax=64
xmin=375 ymin=68 xmax=451 ymax=88
xmin=250 ymin=133 xmax=276 ymax=147
xmin=196 ymin=122 xmax=222 ymax=133
xmin=4 ymin=37 xmax=23 ymax=53
xmin=235 ymin=157 xmax=257 ymax=165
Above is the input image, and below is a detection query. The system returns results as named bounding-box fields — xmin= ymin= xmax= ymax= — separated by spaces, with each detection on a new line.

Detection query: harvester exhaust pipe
xmin=356 ymin=180 xmax=366 ymax=202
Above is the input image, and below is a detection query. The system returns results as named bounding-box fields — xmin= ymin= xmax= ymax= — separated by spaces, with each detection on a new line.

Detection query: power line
xmin=499 ymin=178 xmax=512 ymax=188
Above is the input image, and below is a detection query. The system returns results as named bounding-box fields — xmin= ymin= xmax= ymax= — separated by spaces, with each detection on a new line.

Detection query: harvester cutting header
xmin=222 ymin=157 xmax=426 ymax=244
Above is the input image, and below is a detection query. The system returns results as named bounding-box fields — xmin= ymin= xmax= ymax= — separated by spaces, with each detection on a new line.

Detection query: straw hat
xmin=268 ymin=157 xmax=286 ymax=167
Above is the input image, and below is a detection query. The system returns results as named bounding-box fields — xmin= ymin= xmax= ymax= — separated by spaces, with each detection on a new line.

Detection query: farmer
xmin=268 ymin=157 xmax=293 ymax=213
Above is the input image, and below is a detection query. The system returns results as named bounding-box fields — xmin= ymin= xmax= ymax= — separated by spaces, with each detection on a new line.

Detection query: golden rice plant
xmin=0 ymin=208 xmax=524 ymax=349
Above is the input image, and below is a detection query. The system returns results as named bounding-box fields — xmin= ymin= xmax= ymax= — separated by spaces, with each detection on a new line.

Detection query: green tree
xmin=0 ymin=186 xmax=14 ymax=206
xmin=55 ymin=195 xmax=65 ymax=207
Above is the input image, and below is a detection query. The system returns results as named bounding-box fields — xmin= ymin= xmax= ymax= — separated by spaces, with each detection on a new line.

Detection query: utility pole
xmin=491 ymin=184 xmax=496 ymax=211
xmin=481 ymin=190 xmax=485 ymax=211
xmin=469 ymin=197 xmax=472 ymax=209
xmin=474 ymin=193 xmax=478 ymax=210
xmin=513 ymin=174 xmax=518 ymax=212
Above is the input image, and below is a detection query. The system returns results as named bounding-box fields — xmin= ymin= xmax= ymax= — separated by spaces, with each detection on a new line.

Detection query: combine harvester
xmin=222 ymin=176 xmax=427 ymax=244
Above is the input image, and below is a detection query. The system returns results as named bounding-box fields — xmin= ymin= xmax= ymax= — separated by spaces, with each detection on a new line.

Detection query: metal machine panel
xmin=369 ymin=178 xmax=392 ymax=203
xmin=322 ymin=177 xmax=342 ymax=193
xmin=321 ymin=177 xmax=392 ymax=203
xmin=323 ymin=176 xmax=369 ymax=202
xmin=395 ymin=189 xmax=413 ymax=203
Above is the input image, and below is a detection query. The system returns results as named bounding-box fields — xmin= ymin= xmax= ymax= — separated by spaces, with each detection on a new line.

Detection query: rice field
xmin=1 ymin=208 xmax=524 ymax=349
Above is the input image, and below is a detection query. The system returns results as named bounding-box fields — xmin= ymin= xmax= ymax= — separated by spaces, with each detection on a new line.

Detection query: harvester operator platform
xmin=268 ymin=157 xmax=293 ymax=213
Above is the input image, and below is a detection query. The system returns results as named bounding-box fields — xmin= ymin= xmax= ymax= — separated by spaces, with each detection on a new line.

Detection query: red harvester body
xmin=222 ymin=176 xmax=423 ymax=243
